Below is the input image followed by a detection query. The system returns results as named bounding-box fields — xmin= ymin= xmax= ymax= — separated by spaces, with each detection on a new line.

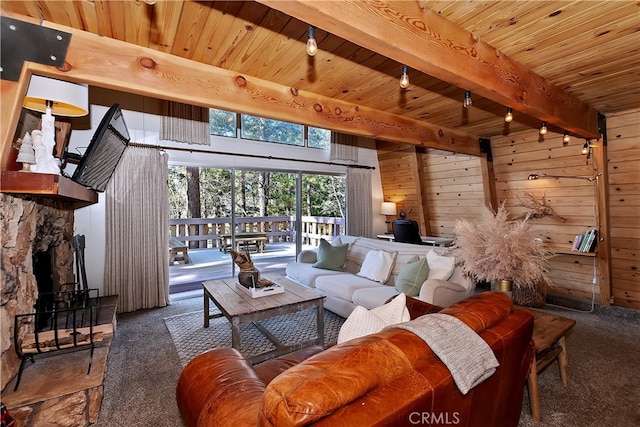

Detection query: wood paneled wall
xmin=376 ymin=141 xmax=429 ymax=234
xmin=377 ymin=140 xmax=486 ymax=237
xmin=420 ymin=149 xmax=485 ymax=237
xmin=491 ymin=129 xmax=603 ymax=303
xmin=606 ymin=109 xmax=640 ymax=308
xmin=377 ymin=108 xmax=640 ymax=309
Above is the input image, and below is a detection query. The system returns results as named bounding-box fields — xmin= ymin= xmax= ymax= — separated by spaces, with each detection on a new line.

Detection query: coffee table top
xmin=202 ymin=274 xmax=324 ymax=317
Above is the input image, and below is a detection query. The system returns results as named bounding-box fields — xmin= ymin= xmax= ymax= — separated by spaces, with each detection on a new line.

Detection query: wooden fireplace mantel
xmin=1 ymin=171 xmax=98 ymax=208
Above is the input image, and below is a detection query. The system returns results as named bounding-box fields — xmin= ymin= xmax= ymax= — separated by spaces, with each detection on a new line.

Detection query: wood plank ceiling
xmin=2 ymin=0 xmax=639 ymax=142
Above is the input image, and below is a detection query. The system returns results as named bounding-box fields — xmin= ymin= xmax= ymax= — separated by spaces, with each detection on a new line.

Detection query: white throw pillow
xmin=357 ymin=250 xmax=397 ymax=283
xmin=426 ymin=250 xmax=456 ymax=281
xmin=337 ymin=293 xmax=409 ymax=344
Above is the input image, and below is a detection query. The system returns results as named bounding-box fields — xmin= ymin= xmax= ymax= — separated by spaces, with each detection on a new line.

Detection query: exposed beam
xmin=0 ymin=72 xmax=30 ymax=171
xmin=1 ymin=12 xmax=480 ymax=158
xmin=258 ymin=0 xmax=601 ymax=139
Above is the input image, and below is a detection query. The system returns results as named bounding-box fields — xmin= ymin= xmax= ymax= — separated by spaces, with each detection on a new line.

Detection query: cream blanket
xmin=389 ymin=313 xmax=499 ymax=394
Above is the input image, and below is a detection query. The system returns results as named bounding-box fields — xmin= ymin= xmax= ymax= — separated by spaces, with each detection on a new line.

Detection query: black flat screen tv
xmin=72 ymin=103 xmax=130 ymax=192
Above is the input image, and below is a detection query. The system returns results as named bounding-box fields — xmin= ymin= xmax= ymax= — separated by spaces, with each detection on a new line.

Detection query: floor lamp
xmin=22 ymin=75 xmax=89 ymax=174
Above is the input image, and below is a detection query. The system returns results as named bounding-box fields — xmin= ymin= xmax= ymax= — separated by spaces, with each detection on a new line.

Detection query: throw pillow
xmin=312 ymin=238 xmax=349 ymax=271
xmin=426 ymin=250 xmax=456 ymax=281
xmin=395 ymin=255 xmax=430 ymax=297
xmin=357 ymin=250 xmax=397 ymax=283
xmin=337 ymin=293 xmax=410 ymax=344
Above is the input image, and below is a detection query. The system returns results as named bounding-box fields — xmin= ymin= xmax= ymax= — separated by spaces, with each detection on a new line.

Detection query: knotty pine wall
xmin=421 ymin=149 xmax=486 ymax=237
xmin=376 ymin=141 xmax=429 ymax=234
xmin=492 ymin=129 xmax=603 ymax=303
xmin=606 ymin=109 xmax=640 ymax=309
xmin=377 ymin=108 xmax=639 ymax=309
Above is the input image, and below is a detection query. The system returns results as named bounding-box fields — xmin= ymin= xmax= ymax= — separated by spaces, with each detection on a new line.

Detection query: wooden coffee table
xmin=201 ymin=274 xmax=325 ymax=364
xmin=524 ymin=308 xmax=577 ymax=422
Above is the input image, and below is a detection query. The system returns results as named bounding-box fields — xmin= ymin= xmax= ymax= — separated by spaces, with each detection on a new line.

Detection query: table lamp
xmin=22 ymin=75 xmax=89 ymax=174
xmin=380 ymin=202 xmax=397 ymax=233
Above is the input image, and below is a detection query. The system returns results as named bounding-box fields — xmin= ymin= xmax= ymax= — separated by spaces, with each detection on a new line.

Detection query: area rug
xmin=164 ymin=307 xmax=345 ymax=367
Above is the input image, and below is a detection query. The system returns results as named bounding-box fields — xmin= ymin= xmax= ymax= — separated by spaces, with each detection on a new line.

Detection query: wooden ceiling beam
xmin=257 ymin=0 xmax=601 ymax=139
xmin=2 ymin=12 xmax=480 ymax=157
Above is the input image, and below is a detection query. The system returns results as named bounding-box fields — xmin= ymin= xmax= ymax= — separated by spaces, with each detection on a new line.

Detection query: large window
xmin=168 ymin=166 xmax=345 ymax=288
xmin=209 ymin=108 xmax=330 ymax=149
xmin=168 ymin=167 xmax=344 ymax=220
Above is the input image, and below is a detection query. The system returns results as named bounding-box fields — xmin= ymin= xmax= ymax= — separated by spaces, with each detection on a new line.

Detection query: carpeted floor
xmin=95 ymin=293 xmax=640 ymax=426
xmin=164 ymin=307 xmax=344 ymax=367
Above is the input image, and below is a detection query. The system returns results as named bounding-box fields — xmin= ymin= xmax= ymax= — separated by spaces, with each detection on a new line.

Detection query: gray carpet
xmin=95 ymin=294 xmax=640 ymax=426
xmin=164 ymin=308 xmax=344 ymax=367
xmin=518 ymin=303 xmax=640 ymax=426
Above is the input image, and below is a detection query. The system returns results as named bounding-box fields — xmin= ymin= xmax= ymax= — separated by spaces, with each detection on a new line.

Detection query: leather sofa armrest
xmin=297 ymin=249 xmax=318 ymax=263
xmin=253 ymin=345 xmax=325 ymax=385
xmin=176 ymin=348 xmax=265 ymax=427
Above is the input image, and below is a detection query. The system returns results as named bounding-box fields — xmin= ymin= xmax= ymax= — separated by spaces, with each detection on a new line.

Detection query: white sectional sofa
xmin=285 ymin=235 xmax=475 ymax=318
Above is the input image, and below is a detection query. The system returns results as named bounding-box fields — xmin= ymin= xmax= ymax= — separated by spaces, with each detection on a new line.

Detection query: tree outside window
xmin=209 ymin=109 xmax=236 ymax=137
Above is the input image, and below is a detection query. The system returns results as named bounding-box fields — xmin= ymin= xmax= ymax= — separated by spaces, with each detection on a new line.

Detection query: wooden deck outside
xmin=169 ymin=242 xmax=308 ymax=294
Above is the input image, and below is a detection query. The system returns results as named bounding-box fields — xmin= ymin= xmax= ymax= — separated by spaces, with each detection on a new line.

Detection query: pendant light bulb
xmin=539 ymin=121 xmax=548 ymax=135
xmin=505 ymin=107 xmax=513 ymax=123
xmin=563 ymin=131 xmax=570 ymax=144
xmin=582 ymin=142 xmax=589 ymax=155
xmin=306 ymin=26 xmax=317 ymax=56
xmin=463 ymin=91 xmax=472 ymax=108
xmin=400 ymin=65 xmax=410 ymax=89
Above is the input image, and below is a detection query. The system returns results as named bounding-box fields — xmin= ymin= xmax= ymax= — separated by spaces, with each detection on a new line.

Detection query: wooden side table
xmin=524 ymin=308 xmax=577 ymax=421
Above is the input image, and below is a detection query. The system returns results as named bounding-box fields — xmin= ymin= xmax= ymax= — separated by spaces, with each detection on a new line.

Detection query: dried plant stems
xmin=453 ymin=204 xmax=553 ymax=288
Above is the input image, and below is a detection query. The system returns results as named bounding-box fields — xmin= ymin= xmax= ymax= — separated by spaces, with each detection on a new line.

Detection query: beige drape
xmin=330 ymin=132 xmax=358 ymax=162
xmin=160 ymin=101 xmax=210 ymax=145
xmin=346 ymin=167 xmax=373 ymax=238
xmin=104 ymin=147 xmax=170 ymax=312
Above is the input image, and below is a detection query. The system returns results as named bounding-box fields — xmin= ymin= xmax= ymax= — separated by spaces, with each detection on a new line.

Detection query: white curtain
xmin=330 ymin=132 xmax=358 ymax=162
xmin=160 ymin=101 xmax=210 ymax=145
xmin=346 ymin=167 xmax=373 ymax=238
xmin=104 ymin=147 xmax=170 ymax=312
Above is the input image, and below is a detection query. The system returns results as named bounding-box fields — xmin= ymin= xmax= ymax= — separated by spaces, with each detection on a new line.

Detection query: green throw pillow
xmin=395 ymin=255 xmax=430 ymax=297
xmin=313 ymin=238 xmax=349 ymax=271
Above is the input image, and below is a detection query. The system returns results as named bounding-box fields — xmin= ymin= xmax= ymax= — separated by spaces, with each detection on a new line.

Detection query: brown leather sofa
xmin=176 ymin=292 xmax=534 ymax=427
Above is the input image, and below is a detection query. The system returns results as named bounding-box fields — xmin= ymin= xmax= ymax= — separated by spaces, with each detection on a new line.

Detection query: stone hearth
xmin=1 ymin=193 xmax=114 ymax=425
xmin=1 ymin=193 xmax=75 ymax=391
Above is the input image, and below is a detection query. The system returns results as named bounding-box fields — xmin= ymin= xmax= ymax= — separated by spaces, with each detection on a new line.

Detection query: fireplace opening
xmin=32 ymin=248 xmax=56 ymax=330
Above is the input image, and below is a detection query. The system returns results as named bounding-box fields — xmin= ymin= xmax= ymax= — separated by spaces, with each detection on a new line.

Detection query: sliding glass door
xmin=232 ymin=169 xmax=298 ymax=277
xmin=168 ymin=166 xmax=345 ymax=292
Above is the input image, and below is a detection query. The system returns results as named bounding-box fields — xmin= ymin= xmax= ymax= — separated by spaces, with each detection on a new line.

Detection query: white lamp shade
xmin=23 ymin=75 xmax=89 ymax=117
xmin=380 ymin=202 xmax=397 ymax=216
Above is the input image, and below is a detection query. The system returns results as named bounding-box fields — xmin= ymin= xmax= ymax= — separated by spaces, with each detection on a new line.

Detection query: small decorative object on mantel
xmin=29 ymin=129 xmax=61 ymax=174
xmin=451 ymin=202 xmax=554 ymax=307
xmin=16 ymin=132 xmax=36 ymax=171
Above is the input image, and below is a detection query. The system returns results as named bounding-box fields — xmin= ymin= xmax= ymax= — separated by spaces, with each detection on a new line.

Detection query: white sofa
xmin=285 ymin=235 xmax=475 ymax=318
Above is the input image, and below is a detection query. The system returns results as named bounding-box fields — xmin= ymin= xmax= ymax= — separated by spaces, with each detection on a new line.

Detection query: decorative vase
xmin=238 ymin=269 xmax=260 ymax=288
xmin=492 ymin=279 xmax=513 ymax=298
xmin=512 ymin=281 xmax=547 ymax=307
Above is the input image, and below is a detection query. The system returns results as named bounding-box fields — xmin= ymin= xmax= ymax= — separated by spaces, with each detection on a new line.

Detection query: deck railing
xmin=169 ymin=216 xmax=344 ymax=249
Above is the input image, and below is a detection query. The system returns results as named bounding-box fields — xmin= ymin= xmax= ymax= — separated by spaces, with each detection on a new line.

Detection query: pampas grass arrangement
xmin=452 ymin=203 xmax=553 ymax=290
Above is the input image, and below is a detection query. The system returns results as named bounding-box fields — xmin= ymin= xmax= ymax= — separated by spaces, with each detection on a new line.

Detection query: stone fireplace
xmin=1 ymin=193 xmax=75 ymax=391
